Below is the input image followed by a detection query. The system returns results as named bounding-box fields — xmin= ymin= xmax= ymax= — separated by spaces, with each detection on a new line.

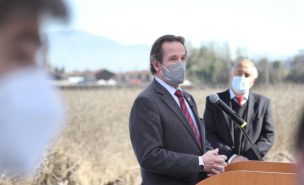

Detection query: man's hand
xmin=231 ymin=155 xmax=248 ymax=163
xmin=201 ymin=148 xmax=227 ymax=176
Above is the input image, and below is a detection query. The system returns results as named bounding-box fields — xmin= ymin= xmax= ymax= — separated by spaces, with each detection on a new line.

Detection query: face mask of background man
xmin=0 ymin=0 xmax=68 ymax=177
xmin=230 ymin=61 xmax=256 ymax=95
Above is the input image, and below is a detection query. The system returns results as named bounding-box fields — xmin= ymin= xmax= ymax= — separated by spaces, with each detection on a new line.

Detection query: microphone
xmin=209 ymin=93 xmax=262 ymax=161
xmin=209 ymin=94 xmax=247 ymax=128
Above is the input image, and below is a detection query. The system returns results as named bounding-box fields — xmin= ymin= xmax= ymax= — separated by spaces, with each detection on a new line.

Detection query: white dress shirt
xmin=229 ymin=87 xmax=249 ymax=105
xmin=228 ymin=87 xmax=250 ymax=164
xmin=155 ymin=76 xmax=199 ymax=134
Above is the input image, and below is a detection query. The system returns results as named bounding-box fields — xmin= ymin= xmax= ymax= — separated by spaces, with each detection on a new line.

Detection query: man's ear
xmin=152 ymin=60 xmax=160 ymax=73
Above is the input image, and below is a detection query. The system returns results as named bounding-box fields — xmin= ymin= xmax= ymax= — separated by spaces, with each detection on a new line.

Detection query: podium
xmin=225 ymin=161 xmax=295 ymax=173
xmin=197 ymin=161 xmax=297 ymax=185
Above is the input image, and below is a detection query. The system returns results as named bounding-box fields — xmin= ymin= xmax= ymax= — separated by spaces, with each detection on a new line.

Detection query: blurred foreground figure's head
xmin=295 ymin=112 xmax=304 ymax=185
xmin=0 ymin=0 xmax=68 ymax=178
xmin=230 ymin=58 xmax=258 ymax=96
xmin=0 ymin=0 xmax=68 ymax=77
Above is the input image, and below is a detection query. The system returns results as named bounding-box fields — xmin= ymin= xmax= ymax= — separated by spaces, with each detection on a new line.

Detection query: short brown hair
xmin=0 ymin=0 xmax=68 ymax=25
xmin=149 ymin=35 xmax=187 ymax=75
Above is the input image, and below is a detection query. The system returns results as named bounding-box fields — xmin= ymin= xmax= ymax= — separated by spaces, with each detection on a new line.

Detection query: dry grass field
xmin=2 ymin=84 xmax=304 ymax=185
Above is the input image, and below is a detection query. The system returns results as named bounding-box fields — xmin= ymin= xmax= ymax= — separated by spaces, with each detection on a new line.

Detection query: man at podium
xmin=204 ymin=59 xmax=275 ymax=163
xmin=130 ymin=35 xmax=227 ymax=185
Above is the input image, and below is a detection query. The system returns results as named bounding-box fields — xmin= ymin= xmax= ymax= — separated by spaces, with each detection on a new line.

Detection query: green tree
xmin=186 ymin=42 xmax=231 ymax=85
xmin=286 ymin=50 xmax=304 ymax=82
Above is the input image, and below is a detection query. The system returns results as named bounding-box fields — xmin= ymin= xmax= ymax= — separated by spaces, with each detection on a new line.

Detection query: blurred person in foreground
xmin=129 ymin=35 xmax=227 ymax=185
xmin=295 ymin=111 xmax=304 ymax=185
xmin=204 ymin=59 xmax=275 ymax=164
xmin=0 ymin=0 xmax=68 ymax=178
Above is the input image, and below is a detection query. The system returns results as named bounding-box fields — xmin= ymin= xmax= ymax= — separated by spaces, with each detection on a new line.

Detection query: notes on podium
xmin=197 ymin=161 xmax=297 ymax=185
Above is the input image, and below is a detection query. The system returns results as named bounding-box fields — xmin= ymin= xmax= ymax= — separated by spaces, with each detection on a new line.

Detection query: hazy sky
xmin=44 ymin=0 xmax=304 ymax=59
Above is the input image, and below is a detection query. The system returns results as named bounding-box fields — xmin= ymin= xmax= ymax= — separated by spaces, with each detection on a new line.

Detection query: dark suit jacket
xmin=204 ymin=89 xmax=275 ymax=160
xmin=129 ymin=79 xmax=213 ymax=185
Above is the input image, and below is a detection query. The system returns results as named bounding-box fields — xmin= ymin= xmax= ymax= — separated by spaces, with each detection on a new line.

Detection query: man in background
xmin=204 ymin=59 xmax=275 ymax=163
xmin=130 ymin=35 xmax=227 ymax=185
xmin=0 ymin=0 xmax=68 ymax=177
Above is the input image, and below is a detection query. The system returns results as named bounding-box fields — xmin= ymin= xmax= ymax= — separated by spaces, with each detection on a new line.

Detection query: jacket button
xmin=232 ymin=146 xmax=234 ymax=148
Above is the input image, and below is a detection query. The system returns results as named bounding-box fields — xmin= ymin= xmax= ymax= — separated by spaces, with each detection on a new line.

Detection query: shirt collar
xmin=229 ymin=87 xmax=249 ymax=100
xmin=155 ymin=76 xmax=182 ymax=96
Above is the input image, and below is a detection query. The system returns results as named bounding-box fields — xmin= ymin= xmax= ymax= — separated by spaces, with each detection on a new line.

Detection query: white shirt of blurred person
xmin=295 ymin=112 xmax=304 ymax=185
xmin=0 ymin=0 xmax=68 ymax=178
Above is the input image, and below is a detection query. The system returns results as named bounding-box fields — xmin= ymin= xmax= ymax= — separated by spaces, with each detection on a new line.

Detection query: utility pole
xmin=265 ymin=60 xmax=269 ymax=85
xmin=225 ymin=42 xmax=231 ymax=85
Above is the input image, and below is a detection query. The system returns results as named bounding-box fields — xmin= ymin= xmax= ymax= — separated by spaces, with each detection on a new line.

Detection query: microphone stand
xmin=235 ymin=123 xmax=263 ymax=161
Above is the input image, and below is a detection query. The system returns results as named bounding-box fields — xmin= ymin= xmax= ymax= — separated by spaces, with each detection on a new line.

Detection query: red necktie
xmin=175 ymin=89 xmax=201 ymax=147
xmin=235 ymin=96 xmax=245 ymax=106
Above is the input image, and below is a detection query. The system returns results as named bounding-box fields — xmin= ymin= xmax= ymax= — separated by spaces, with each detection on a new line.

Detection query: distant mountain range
xmin=45 ymin=30 xmax=151 ymax=73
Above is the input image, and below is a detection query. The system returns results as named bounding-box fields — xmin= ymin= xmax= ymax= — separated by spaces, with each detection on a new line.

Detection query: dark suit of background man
xmin=204 ymin=59 xmax=275 ymax=164
xmin=129 ymin=35 xmax=227 ymax=185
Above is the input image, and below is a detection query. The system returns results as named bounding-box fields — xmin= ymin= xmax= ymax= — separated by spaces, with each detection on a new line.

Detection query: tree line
xmin=186 ymin=42 xmax=304 ymax=85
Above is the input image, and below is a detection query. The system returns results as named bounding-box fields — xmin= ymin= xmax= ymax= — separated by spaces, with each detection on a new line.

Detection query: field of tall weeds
xmin=2 ymin=84 xmax=304 ymax=185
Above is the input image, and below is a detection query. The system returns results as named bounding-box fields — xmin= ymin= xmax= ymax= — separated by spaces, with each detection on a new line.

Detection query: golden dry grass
xmin=2 ymin=84 xmax=304 ymax=185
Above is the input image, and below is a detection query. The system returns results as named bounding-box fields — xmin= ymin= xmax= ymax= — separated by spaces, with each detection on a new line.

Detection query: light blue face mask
xmin=231 ymin=76 xmax=252 ymax=93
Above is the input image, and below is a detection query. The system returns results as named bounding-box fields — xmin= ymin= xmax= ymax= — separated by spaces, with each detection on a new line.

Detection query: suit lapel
xmin=244 ymin=92 xmax=258 ymax=133
xmin=240 ymin=92 xmax=259 ymax=153
xmin=152 ymin=79 xmax=203 ymax=152
xmin=152 ymin=79 xmax=202 ymax=151
xmin=220 ymin=90 xmax=234 ymax=143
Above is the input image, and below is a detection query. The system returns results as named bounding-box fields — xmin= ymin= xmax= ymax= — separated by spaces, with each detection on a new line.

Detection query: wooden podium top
xmin=225 ymin=161 xmax=295 ymax=173
xmin=197 ymin=171 xmax=297 ymax=185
